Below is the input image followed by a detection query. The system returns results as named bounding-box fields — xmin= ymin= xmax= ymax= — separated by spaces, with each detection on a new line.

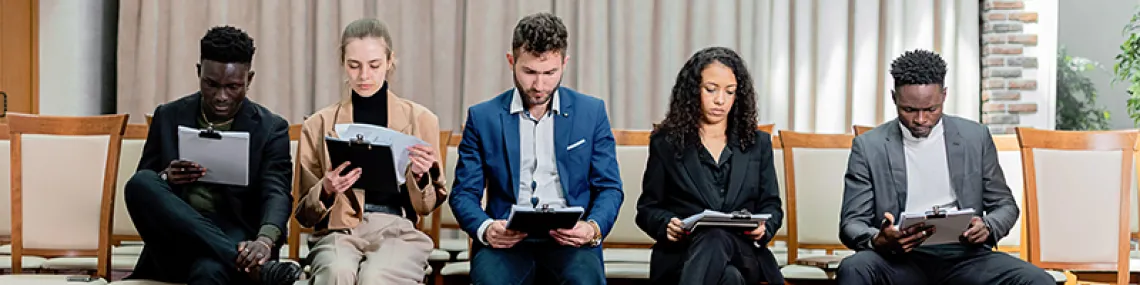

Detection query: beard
xmin=513 ymin=72 xmax=562 ymax=108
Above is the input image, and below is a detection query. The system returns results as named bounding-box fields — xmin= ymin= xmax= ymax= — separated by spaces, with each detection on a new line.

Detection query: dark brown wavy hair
xmin=657 ymin=47 xmax=758 ymax=152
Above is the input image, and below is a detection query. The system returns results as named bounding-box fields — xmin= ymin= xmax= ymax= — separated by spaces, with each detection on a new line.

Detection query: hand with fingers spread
xmin=665 ymin=217 xmax=686 ymax=242
xmin=961 ymin=217 xmax=990 ymax=245
xmin=484 ymin=220 xmax=527 ymax=248
xmin=322 ymin=162 xmax=362 ymax=197
xmin=163 ymin=160 xmax=206 ymax=184
xmin=873 ymin=212 xmax=935 ymax=254
xmin=236 ymin=236 xmax=274 ymax=272
xmin=406 ymin=144 xmax=437 ymax=181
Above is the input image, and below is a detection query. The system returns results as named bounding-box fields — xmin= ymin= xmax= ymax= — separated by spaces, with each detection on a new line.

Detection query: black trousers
xmin=836 ymin=248 xmax=1055 ymax=285
xmin=124 ymin=170 xmax=252 ymax=285
xmin=679 ymin=228 xmax=766 ymax=285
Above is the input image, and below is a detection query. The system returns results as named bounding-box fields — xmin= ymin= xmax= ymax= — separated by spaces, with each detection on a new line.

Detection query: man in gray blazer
xmin=836 ymin=50 xmax=1053 ymax=285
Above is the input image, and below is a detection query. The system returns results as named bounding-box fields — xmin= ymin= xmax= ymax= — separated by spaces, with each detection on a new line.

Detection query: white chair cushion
xmin=113 ymin=245 xmax=145 ymax=255
xmin=456 ymin=250 xmax=469 ymax=261
xmin=42 ymin=255 xmax=139 ymax=271
xmin=0 ymin=255 xmax=48 ymax=269
xmin=0 ymin=244 xmax=10 ymax=254
xmin=107 ymin=280 xmax=182 ymax=285
xmin=113 ymin=139 xmax=146 ymax=237
xmin=1046 ymin=270 xmax=1067 ymax=282
xmin=602 ymin=248 xmax=650 ymax=263
xmin=780 ymin=264 xmax=831 ymax=280
xmin=278 ymin=243 xmax=310 ymax=260
xmin=789 ymin=148 xmax=849 ymax=245
xmin=604 ymin=262 xmax=650 ymax=279
xmin=439 ymin=238 xmax=469 ymax=252
xmin=440 ymin=262 xmax=470 ymax=276
xmin=0 ymin=275 xmax=107 ymax=284
xmin=20 ymin=134 xmax=112 ymax=250
xmin=608 ymin=146 xmax=653 ymax=245
xmin=429 ymin=249 xmax=451 ymax=261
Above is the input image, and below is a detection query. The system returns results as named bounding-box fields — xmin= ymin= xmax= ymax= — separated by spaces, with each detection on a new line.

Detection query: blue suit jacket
xmin=450 ymin=87 xmax=624 ymax=250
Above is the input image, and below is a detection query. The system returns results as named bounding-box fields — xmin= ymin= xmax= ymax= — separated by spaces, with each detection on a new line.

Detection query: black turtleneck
xmin=352 ymin=82 xmax=388 ymax=127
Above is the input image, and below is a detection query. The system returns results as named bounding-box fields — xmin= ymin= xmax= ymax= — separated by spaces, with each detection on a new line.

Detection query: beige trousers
xmin=309 ymin=213 xmax=433 ymax=285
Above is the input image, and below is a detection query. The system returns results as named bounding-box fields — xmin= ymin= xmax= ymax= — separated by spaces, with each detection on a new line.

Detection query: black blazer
xmin=635 ymin=130 xmax=784 ymax=284
xmin=138 ymin=93 xmax=294 ymax=248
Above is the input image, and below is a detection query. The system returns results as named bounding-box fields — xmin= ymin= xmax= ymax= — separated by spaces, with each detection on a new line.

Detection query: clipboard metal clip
xmin=351 ymin=134 xmax=373 ymax=150
xmin=198 ymin=126 xmax=222 ymax=140
xmin=730 ymin=209 xmax=752 ymax=219
xmin=925 ymin=202 xmax=957 ymax=218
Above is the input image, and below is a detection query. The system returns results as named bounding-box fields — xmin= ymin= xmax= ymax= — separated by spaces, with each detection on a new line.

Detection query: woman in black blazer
xmin=636 ymin=47 xmax=784 ymax=285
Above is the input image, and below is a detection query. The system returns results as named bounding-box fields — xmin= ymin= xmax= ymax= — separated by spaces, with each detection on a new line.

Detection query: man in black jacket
xmin=123 ymin=26 xmax=301 ymax=285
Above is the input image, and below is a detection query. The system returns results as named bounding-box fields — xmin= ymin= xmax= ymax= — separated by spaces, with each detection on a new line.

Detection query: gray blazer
xmin=839 ymin=115 xmax=1018 ymax=250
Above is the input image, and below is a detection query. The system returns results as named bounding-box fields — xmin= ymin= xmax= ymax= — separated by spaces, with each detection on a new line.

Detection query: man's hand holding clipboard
xmin=873 ymin=212 xmax=935 ymax=254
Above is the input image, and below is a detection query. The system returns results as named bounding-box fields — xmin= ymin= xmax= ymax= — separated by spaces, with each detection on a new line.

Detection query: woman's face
xmin=343 ymin=37 xmax=392 ymax=96
xmin=699 ymin=61 xmax=737 ymax=126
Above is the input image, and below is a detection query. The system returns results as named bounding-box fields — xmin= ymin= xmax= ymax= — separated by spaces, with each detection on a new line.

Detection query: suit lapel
xmin=884 ymin=122 xmax=909 ymax=212
xmin=678 ymin=149 xmax=716 ymax=209
xmin=942 ymin=119 xmax=967 ymax=203
xmin=723 ymin=144 xmax=750 ymax=210
xmin=553 ymin=92 xmax=573 ymax=199
xmin=502 ymin=110 xmax=521 ymax=202
xmin=175 ymin=93 xmax=202 ymax=130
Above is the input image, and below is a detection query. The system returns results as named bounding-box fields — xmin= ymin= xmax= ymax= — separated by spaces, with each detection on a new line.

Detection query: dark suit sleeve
xmin=450 ymin=108 xmax=492 ymax=238
xmin=840 ymin=136 xmax=879 ymax=250
xmin=636 ymin=136 xmax=677 ymax=242
xmin=138 ymin=105 xmax=166 ymax=173
xmin=585 ymin=100 xmax=624 ymax=238
xmin=979 ymin=127 xmax=1018 ymax=246
xmin=749 ymin=134 xmax=783 ymax=246
xmin=257 ymin=118 xmax=294 ymax=244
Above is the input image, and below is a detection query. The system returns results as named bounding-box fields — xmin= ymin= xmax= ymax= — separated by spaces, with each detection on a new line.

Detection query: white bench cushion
xmin=440 ymin=261 xmax=470 ymax=276
xmin=0 ymin=275 xmax=106 ymax=285
xmin=604 ymin=262 xmax=650 ymax=279
xmin=602 ymin=248 xmax=650 ymax=263
xmin=0 ymin=255 xmax=48 ymax=269
xmin=780 ymin=264 xmax=831 ymax=280
xmin=41 ymin=255 xmax=139 ymax=271
xmin=429 ymin=249 xmax=451 ymax=261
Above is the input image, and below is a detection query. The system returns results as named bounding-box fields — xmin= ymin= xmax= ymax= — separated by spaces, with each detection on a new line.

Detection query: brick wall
xmin=980 ymin=0 xmax=1039 ymax=134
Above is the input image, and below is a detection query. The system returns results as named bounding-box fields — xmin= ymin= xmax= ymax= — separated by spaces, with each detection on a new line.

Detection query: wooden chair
xmin=285 ymin=124 xmax=310 ymax=262
xmin=777 ymin=130 xmax=856 ymax=281
xmin=768 ymin=134 xmax=790 ymax=265
xmin=433 ymin=132 xmax=471 ymax=254
xmin=0 ymin=114 xmax=128 ymax=283
xmin=852 ymin=125 xmax=873 ymax=135
xmin=0 ymin=124 xmax=11 ymax=247
xmin=991 ymin=135 xmax=1028 ymax=258
xmin=600 ymin=130 xmax=654 ymax=280
xmin=1017 ymin=127 xmax=1138 ymax=285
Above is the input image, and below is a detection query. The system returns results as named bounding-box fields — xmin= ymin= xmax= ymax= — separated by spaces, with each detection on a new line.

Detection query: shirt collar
xmin=900 ymin=118 xmax=944 ymax=142
xmin=510 ymin=88 xmax=561 ymax=115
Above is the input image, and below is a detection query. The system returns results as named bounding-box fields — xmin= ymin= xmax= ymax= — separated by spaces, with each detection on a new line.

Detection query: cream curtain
xmin=117 ymin=0 xmax=980 ymax=132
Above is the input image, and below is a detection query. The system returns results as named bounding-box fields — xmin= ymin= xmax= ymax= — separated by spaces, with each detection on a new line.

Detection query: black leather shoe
xmin=258 ymin=260 xmax=302 ymax=285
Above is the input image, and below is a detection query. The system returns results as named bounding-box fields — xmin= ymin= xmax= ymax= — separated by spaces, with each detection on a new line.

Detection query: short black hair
xmin=511 ymin=12 xmax=568 ymax=56
xmin=200 ymin=26 xmax=255 ymax=64
xmin=889 ymin=49 xmax=946 ymax=88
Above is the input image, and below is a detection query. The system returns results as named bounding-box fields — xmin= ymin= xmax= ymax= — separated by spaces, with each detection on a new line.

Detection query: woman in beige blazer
xmin=295 ymin=18 xmax=447 ymax=285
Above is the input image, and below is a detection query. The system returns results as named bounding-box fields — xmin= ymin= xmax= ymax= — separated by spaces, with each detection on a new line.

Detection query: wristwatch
xmin=159 ymin=170 xmax=169 ymax=181
xmin=586 ymin=220 xmax=602 ymax=247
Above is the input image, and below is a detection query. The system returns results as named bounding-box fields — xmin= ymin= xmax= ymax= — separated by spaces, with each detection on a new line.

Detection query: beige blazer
xmin=294 ymin=91 xmax=447 ymax=232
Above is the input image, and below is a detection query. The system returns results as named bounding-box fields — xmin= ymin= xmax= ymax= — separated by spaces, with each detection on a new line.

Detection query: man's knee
xmin=311 ymin=259 xmax=359 ymax=285
xmin=1014 ymin=266 xmax=1057 ymax=284
xmin=719 ymin=266 xmax=745 ymax=285
xmin=553 ymin=249 xmax=604 ymax=284
xmin=472 ymin=248 xmax=534 ymax=285
xmin=188 ymin=258 xmax=231 ymax=285
xmin=124 ymin=170 xmax=163 ymax=206
xmin=836 ymin=251 xmax=887 ymax=277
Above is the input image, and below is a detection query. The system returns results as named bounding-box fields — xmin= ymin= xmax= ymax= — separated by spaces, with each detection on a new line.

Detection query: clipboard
xmin=505 ymin=204 xmax=585 ymax=234
xmin=325 ymin=135 xmax=398 ymax=191
xmin=896 ymin=206 xmax=976 ymax=246
xmin=176 ymin=126 xmax=250 ymax=186
xmin=681 ymin=209 xmax=771 ymax=231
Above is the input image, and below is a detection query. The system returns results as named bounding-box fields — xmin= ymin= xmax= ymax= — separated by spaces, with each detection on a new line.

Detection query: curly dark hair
xmin=657 ymin=47 xmax=758 ymax=152
xmin=512 ymin=12 xmax=568 ymax=56
xmin=200 ymin=26 xmax=255 ymax=64
xmin=890 ymin=49 xmax=946 ymax=88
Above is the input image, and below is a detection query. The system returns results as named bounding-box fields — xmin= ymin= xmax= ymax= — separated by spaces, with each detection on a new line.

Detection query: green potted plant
xmin=1058 ymin=46 xmax=1110 ymax=130
xmin=1113 ymin=9 xmax=1140 ymax=126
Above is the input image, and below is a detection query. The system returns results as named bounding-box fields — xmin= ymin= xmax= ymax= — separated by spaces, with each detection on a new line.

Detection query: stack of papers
xmin=332 ymin=123 xmax=427 ymax=184
xmin=896 ymin=208 xmax=976 ymax=246
xmin=681 ymin=210 xmax=771 ymax=231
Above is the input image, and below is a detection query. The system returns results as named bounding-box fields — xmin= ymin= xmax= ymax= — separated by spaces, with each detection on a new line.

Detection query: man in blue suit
xmin=450 ymin=12 xmax=623 ymax=285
